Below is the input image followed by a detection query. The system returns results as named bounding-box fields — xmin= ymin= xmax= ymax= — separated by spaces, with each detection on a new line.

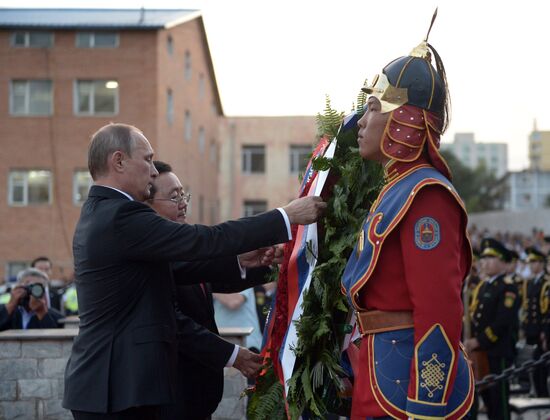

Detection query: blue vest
xmin=342 ymin=165 xmax=466 ymax=309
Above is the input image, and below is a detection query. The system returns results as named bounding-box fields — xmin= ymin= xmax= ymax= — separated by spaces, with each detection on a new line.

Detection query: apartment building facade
xmin=0 ymin=9 xmax=223 ymax=280
xmin=440 ymin=132 xmax=508 ymax=178
xmin=218 ymin=116 xmax=318 ymax=220
xmin=529 ymin=121 xmax=550 ymax=171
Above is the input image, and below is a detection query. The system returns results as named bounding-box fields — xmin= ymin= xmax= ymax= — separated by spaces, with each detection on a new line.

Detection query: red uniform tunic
xmin=347 ymin=159 xmax=473 ymax=419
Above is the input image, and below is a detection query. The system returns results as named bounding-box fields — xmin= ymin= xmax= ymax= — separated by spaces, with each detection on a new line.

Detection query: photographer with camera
xmin=0 ymin=268 xmax=63 ymax=331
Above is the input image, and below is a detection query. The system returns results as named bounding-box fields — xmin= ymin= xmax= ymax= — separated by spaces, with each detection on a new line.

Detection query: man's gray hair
xmin=16 ymin=268 xmax=49 ymax=284
xmin=88 ymin=123 xmax=142 ymax=180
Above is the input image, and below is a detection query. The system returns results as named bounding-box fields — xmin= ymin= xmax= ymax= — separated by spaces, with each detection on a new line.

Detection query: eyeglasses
xmin=151 ymin=192 xmax=191 ymax=205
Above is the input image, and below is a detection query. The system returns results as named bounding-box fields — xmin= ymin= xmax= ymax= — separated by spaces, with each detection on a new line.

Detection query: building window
xmin=242 ymin=145 xmax=265 ymax=174
xmin=6 ymin=262 xmax=30 ymax=281
xmin=184 ymin=50 xmax=192 ymax=80
xmin=167 ymin=35 xmax=174 ymax=55
xmin=243 ymin=200 xmax=268 ymax=217
xmin=10 ymin=80 xmax=53 ymax=116
xmin=199 ymin=73 xmax=205 ymax=99
xmin=73 ymin=171 xmax=93 ymax=205
xmin=198 ymin=195 xmax=204 ymax=223
xmin=184 ymin=111 xmax=192 ymax=142
xmin=290 ymin=145 xmax=311 ymax=173
xmin=209 ymin=200 xmax=218 ymax=225
xmin=167 ymin=89 xmax=174 ymax=124
xmin=11 ymin=31 xmax=53 ymax=48
xmin=198 ymin=127 xmax=205 ymax=153
xmin=75 ymin=80 xmax=118 ymax=115
xmin=8 ymin=170 xmax=52 ymax=206
xmin=76 ymin=32 xmax=118 ymax=48
xmin=209 ymin=140 xmax=217 ymax=164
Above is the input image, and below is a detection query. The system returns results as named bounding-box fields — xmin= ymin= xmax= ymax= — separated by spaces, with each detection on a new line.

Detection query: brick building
xmin=0 ymin=9 xmax=223 ymax=280
xmin=218 ymin=116 xmax=318 ymax=220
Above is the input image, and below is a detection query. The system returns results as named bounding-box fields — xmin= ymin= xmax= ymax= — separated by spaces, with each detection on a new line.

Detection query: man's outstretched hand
xmin=283 ymin=196 xmax=327 ymax=225
xmin=238 ymin=245 xmax=284 ymax=268
xmin=233 ymin=347 xmax=263 ymax=379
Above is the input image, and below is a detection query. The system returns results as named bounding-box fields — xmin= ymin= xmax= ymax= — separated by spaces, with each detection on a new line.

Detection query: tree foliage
xmin=441 ymin=150 xmax=506 ymax=212
xmin=248 ymin=96 xmax=383 ymax=419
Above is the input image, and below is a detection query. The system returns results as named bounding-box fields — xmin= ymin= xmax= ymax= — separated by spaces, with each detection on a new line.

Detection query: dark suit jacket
xmin=0 ymin=305 xmax=63 ymax=331
xmin=62 ymin=186 xmax=288 ymax=413
xmin=165 ymin=265 xmax=270 ymax=419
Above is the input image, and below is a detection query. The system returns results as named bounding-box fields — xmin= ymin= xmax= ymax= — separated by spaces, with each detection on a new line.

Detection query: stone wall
xmin=0 ymin=328 xmax=250 ymax=420
xmin=0 ymin=330 xmax=75 ymax=420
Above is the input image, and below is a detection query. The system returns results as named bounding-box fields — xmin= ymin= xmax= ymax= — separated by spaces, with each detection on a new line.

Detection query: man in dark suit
xmin=0 ymin=268 xmax=63 ymax=331
xmin=62 ymin=123 xmax=324 ymax=420
xmin=148 ymin=161 xmax=277 ymax=419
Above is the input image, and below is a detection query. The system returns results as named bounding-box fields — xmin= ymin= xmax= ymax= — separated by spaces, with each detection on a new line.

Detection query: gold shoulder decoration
xmin=541 ymin=281 xmax=550 ymax=315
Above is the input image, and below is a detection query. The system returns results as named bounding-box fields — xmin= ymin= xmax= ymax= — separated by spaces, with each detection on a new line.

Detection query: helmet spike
xmin=424 ymin=8 xmax=438 ymax=42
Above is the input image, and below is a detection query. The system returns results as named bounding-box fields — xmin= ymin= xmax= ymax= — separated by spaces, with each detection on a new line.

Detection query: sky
xmin=2 ymin=0 xmax=549 ymax=170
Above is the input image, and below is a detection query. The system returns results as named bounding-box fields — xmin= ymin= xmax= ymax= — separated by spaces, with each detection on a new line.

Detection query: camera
xmin=19 ymin=283 xmax=46 ymax=309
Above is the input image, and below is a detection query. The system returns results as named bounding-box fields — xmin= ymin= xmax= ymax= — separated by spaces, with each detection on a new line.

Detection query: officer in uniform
xmin=508 ymin=250 xmax=526 ymax=303
xmin=523 ymin=247 xmax=550 ymax=397
xmin=341 ymin=11 xmax=474 ymax=419
xmin=463 ymin=249 xmax=482 ymax=340
xmin=465 ymin=238 xmax=519 ymax=420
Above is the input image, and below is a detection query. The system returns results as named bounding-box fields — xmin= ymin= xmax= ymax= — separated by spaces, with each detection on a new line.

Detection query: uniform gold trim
xmin=362 ymin=72 xmax=408 ymax=113
xmin=346 ymin=165 xmax=471 ymax=310
xmin=413 ymin=324 xmax=455 ymax=402
xmin=541 ymin=281 xmax=550 ymax=315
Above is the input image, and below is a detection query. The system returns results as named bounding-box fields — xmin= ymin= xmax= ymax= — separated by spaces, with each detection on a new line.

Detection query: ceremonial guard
xmin=465 ymin=238 xmax=519 ymax=420
xmin=341 ymin=12 xmax=474 ymax=419
xmin=523 ymin=247 xmax=550 ymax=397
xmin=463 ymin=249 xmax=482 ymax=340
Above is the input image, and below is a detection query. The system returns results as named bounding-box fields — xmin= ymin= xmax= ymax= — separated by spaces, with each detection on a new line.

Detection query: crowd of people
xmin=2 ymin=13 xmax=549 ymax=420
xmin=464 ymin=227 xmax=550 ymax=419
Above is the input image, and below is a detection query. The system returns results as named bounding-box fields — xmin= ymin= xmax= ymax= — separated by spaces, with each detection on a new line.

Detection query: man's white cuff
xmin=236 ymin=257 xmax=246 ymax=279
xmin=226 ymin=344 xmax=240 ymax=367
xmin=276 ymin=208 xmax=292 ymax=240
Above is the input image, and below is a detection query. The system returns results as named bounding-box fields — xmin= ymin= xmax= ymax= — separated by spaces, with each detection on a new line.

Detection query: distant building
xmin=528 ymin=120 xmax=550 ymax=170
xmin=504 ymin=170 xmax=550 ymax=211
xmin=441 ymin=133 xmax=508 ymax=178
xmin=0 ymin=8 xmax=223 ymax=280
xmin=218 ymin=116 xmax=317 ymax=220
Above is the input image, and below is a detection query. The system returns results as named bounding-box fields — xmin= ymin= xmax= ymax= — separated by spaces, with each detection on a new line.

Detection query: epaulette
xmin=503 ymin=275 xmax=514 ymax=285
xmin=513 ymin=273 xmax=524 ymax=282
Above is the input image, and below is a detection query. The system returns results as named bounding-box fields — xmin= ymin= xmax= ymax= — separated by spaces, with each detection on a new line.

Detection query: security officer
xmin=507 ymin=250 xmax=526 ymax=311
xmin=463 ymin=249 xmax=482 ymax=340
xmin=506 ymin=250 xmax=525 ymax=349
xmin=465 ymin=238 xmax=519 ymax=420
xmin=523 ymin=247 xmax=550 ymax=397
xmin=62 ymin=284 xmax=78 ymax=316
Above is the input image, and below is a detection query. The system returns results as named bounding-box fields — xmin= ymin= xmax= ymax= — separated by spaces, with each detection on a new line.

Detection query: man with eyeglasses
xmin=148 ymin=161 xmax=277 ymax=419
xmin=63 ymin=123 xmax=325 ymax=420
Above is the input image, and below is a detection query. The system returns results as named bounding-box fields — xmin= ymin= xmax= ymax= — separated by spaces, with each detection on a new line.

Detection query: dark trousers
xmin=480 ymin=356 xmax=511 ymax=420
xmin=72 ymin=406 xmax=160 ymax=420
xmin=533 ymin=344 xmax=549 ymax=397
